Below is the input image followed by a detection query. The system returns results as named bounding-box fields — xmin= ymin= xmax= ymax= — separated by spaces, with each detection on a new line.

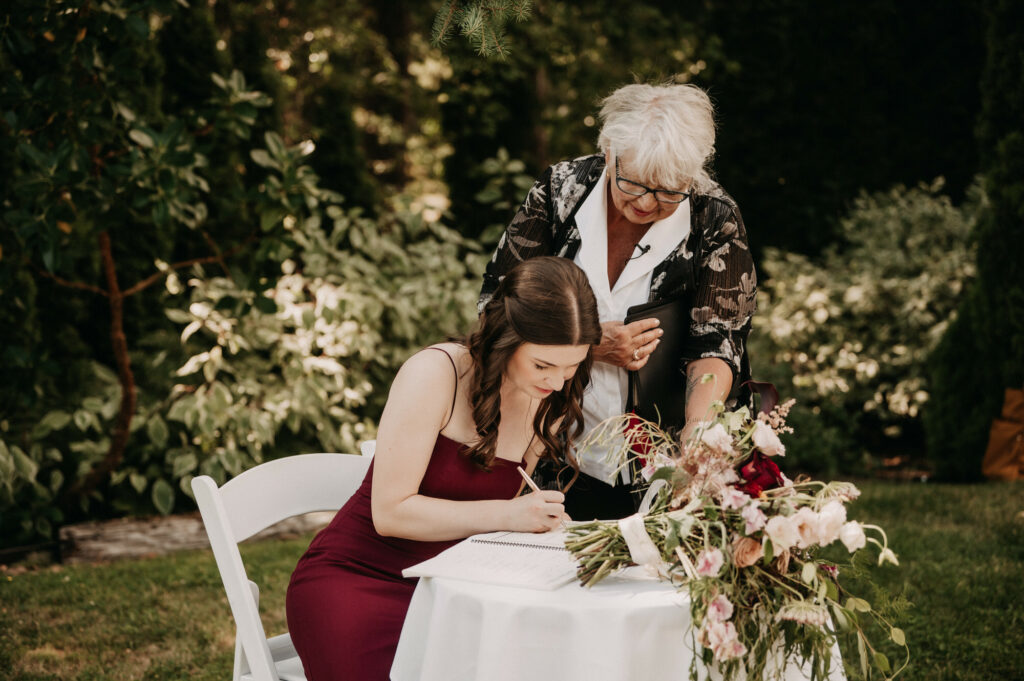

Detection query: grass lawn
xmin=1 ymin=480 xmax=1021 ymax=680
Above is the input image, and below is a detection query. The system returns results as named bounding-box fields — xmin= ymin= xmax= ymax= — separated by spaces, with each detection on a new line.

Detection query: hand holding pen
xmin=517 ymin=466 xmax=570 ymax=530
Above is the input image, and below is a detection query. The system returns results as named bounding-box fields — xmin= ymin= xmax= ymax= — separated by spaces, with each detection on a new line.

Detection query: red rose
xmin=736 ymin=451 xmax=785 ymax=497
xmin=624 ymin=414 xmax=655 ymax=465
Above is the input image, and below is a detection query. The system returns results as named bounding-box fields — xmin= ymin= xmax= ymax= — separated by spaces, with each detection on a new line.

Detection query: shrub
xmin=751 ymin=180 xmax=980 ymax=474
xmin=924 ymin=0 xmax=1024 ymax=481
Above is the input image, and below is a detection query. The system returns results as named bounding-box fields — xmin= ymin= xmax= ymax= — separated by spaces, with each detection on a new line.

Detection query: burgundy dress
xmin=286 ymin=434 xmax=522 ymax=681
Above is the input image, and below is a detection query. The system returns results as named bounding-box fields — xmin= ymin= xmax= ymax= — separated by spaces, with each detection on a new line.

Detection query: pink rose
xmin=765 ymin=515 xmax=799 ymax=552
xmin=720 ymin=488 xmax=752 ymax=511
xmin=751 ymin=420 xmax=786 ymax=456
xmin=741 ymin=503 xmax=767 ymax=534
xmin=706 ymin=594 xmax=734 ymax=622
xmin=696 ymin=547 xmax=725 ymax=578
xmin=839 ymin=521 xmax=866 ymax=552
xmin=731 ymin=535 xmax=764 ymax=568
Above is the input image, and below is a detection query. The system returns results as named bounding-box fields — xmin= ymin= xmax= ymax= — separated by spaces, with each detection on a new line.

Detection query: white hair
xmin=597 ymin=82 xmax=716 ymax=193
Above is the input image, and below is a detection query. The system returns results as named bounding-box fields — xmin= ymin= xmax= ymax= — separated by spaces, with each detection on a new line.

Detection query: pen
xmin=517 ymin=466 xmax=568 ymax=529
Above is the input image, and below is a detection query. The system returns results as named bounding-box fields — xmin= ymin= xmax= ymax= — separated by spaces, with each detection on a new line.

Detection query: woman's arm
xmin=370 ymin=350 xmax=565 ymax=541
xmin=679 ymin=358 xmax=733 ymax=444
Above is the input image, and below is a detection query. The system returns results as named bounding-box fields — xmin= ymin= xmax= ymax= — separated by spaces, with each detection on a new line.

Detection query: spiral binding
xmin=469 ymin=538 xmax=567 ymax=552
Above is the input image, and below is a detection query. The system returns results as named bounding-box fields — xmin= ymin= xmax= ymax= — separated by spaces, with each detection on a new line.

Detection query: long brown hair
xmin=463 ymin=257 xmax=602 ymax=489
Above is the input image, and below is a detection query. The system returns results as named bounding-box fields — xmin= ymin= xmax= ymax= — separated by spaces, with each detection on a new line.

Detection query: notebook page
xmin=402 ymin=530 xmax=578 ymax=590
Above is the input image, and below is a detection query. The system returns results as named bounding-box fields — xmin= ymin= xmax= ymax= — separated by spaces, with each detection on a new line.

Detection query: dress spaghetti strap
xmin=424 ymin=346 xmax=459 ymax=430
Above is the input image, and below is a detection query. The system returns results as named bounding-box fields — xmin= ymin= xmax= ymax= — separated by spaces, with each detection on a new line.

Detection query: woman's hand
xmin=506 ymin=490 xmax=568 ymax=533
xmin=593 ymin=318 xmax=663 ymax=370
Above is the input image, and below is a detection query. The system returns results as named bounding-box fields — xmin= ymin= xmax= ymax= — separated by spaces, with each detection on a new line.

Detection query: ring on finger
xmin=632 ymin=348 xmax=641 ymax=361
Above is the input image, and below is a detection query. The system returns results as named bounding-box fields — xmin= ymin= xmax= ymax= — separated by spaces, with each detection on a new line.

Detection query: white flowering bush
xmin=751 ymin=180 xmax=981 ymax=471
xmin=161 ymin=201 xmax=482 ymax=490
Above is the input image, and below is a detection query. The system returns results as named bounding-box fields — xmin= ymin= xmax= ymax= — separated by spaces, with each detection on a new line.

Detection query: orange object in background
xmin=982 ymin=388 xmax=1024 ymax=481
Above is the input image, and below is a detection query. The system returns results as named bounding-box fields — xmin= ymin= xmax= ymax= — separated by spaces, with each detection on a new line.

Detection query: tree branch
xmin=37 ymin=269 xmax=109 ymax=297
xmin=121 ymin=234 xmax=254 ymax=297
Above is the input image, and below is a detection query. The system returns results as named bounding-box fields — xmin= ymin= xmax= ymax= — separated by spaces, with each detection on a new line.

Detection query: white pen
xmin=517 ymin=466 xmax=568 ymax=529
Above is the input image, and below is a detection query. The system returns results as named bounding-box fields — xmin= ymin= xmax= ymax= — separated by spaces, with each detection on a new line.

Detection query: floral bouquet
xmin=565 ymin=382 xmax=908 ymax=681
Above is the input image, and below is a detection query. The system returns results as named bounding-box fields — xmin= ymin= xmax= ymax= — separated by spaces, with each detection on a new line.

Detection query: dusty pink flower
xmin=816 ymin=500 xmax=847 ymax=546
xmin=731 ymin=535 xmax=764 ymax=568
xmin=839 ymin=521 xmax=866 ymax=552
xmin=765 ymin=515 xmax=800 ymax=552
xmin=751 ymin=420 xmax=786 ymax=456
xmin=720 ymin=488 xmax=752 ymax=511
xmin=706 ymin=594 xmax=735 ymax=622
xmin=741 ymin=503 xmax=767 ymax=534
xmin=717 ymin=637 xmax=748 ymax=661
xmin=700 ymin=423 xmax=736 ymax=456
xmin=704 ymin=620 xmax=748 ymax=661
xmin=696 ymin=547 xmax=725 ymax=577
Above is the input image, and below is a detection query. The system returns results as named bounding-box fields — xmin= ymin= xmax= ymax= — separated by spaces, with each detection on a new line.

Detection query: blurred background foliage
xmin=0 ymin=0 xmax=1019 ymax=549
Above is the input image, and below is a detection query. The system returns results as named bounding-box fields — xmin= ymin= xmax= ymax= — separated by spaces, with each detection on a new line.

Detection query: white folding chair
xmin=192 ymin=452 xmax=372 ymax=681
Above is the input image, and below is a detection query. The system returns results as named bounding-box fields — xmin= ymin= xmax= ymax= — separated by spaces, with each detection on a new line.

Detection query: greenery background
xmin=0 ymin=0 xmax=1020 ymax=559
xmin=1 ymin=1 xmax=1022 ymax=679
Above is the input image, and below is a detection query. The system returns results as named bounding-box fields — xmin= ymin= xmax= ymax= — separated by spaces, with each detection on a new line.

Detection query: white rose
xmin=751 ymin=420 xmax=786 ymax=456
xmin=839 ymin=521 xmax=866 ymax=552
xmin=816 ymin=500 xmax=847 ymax=546
xmin=792 ymin=507 xmax=820 ymax=549
xmin=700 ymin=423 xmax=736 ymax=456
xmin=765 ymin=515 xmax=800 ymax=552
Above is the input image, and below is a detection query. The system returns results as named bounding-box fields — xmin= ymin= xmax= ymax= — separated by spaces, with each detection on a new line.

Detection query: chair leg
xmin=232 ymin=580 xmax=261 ymax=680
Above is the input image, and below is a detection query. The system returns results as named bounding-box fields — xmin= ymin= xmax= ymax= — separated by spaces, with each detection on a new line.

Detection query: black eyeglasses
xmin=614 ymin=158 xmax=691 ymax=204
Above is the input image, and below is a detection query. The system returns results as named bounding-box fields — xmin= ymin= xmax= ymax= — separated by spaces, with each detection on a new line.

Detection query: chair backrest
xmin=192 ymin=453 xmax=372 ymax=681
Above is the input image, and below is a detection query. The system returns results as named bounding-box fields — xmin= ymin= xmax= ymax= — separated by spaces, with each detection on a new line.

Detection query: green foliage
xmin=924 ymin=0 xmax=1024 ymax=481
xmin=432 ymin=0 xmax=532 ymax=57
xmin=752 ymin=181 xmax=980 ymax=473
xmin=155 ymin=132 xmax=481 ymax=506
xmin=472 ymin=147 xmax=537 ymax=246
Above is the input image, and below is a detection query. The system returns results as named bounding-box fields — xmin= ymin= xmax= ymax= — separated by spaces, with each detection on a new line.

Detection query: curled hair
xmin=464 ymin=257 xmax=602 ymax=490
xmin=597 ymin=81 xmax=717 ymax=193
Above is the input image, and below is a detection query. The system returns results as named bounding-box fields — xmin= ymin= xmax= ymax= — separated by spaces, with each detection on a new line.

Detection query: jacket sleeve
xmin=679 ymin=199 xmax=757 ymax=378
xmin=478 ymin=164 xmax=557 ymax=311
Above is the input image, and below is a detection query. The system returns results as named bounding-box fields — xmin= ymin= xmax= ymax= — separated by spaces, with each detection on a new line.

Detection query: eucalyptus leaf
xmin=130 ymin=472 xmax=147 ymax=494
xmin=152 ymin=479 xmax=175 ymax=515
xmin=146 ymin=416 xmax=169 ymax=447
xmin=129 ymin=129 xmax=154 ymax=148
xmin=11 ymin=446 xmax=38 ymax=482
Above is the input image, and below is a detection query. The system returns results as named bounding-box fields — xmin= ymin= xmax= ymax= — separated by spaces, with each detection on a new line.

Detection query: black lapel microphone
xmin=625 ymin=243 xmax=651 ymax=264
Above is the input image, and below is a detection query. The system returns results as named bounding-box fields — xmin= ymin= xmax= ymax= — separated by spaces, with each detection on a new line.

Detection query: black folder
xmin=623 ymin=297 xmax=688 ymax=430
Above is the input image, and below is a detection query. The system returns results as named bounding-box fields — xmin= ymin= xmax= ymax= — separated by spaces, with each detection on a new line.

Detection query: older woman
xmin=479 ymin=82 xmax=757 ymax=520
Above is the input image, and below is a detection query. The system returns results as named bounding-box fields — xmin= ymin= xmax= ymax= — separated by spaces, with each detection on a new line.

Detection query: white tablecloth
xmin=390 ymin=568 xmax=846 ymax=681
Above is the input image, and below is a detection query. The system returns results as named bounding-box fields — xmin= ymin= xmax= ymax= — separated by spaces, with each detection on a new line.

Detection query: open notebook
xmin=402 ymin=530 xmax=579 ymax=590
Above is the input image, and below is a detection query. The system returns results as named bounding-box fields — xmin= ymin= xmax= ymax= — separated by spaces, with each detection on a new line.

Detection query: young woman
xmin=286 ymin=256 xmax=603 ymax=681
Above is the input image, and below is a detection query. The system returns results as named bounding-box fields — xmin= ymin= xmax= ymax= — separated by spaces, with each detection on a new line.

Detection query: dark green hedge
xmin=924 ymin=0 xmax=1024 ymax=480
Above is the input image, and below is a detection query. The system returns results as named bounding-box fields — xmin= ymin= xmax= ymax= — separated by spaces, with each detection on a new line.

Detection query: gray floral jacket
xmin=479 ymin=154 xmax=757 ymax=401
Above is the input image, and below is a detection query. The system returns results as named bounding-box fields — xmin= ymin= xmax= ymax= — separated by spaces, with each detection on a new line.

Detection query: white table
xmin=390 ymin=568 xmax=846 ymax=681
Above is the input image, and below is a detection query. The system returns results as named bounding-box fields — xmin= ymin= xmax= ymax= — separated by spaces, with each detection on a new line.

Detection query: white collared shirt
xmin=572 ymin=168 xmax=691 ymax=485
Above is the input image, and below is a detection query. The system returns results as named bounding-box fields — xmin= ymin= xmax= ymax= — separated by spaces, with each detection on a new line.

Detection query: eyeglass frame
xmin=614 ymin=157 xmax=692 ymax=204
